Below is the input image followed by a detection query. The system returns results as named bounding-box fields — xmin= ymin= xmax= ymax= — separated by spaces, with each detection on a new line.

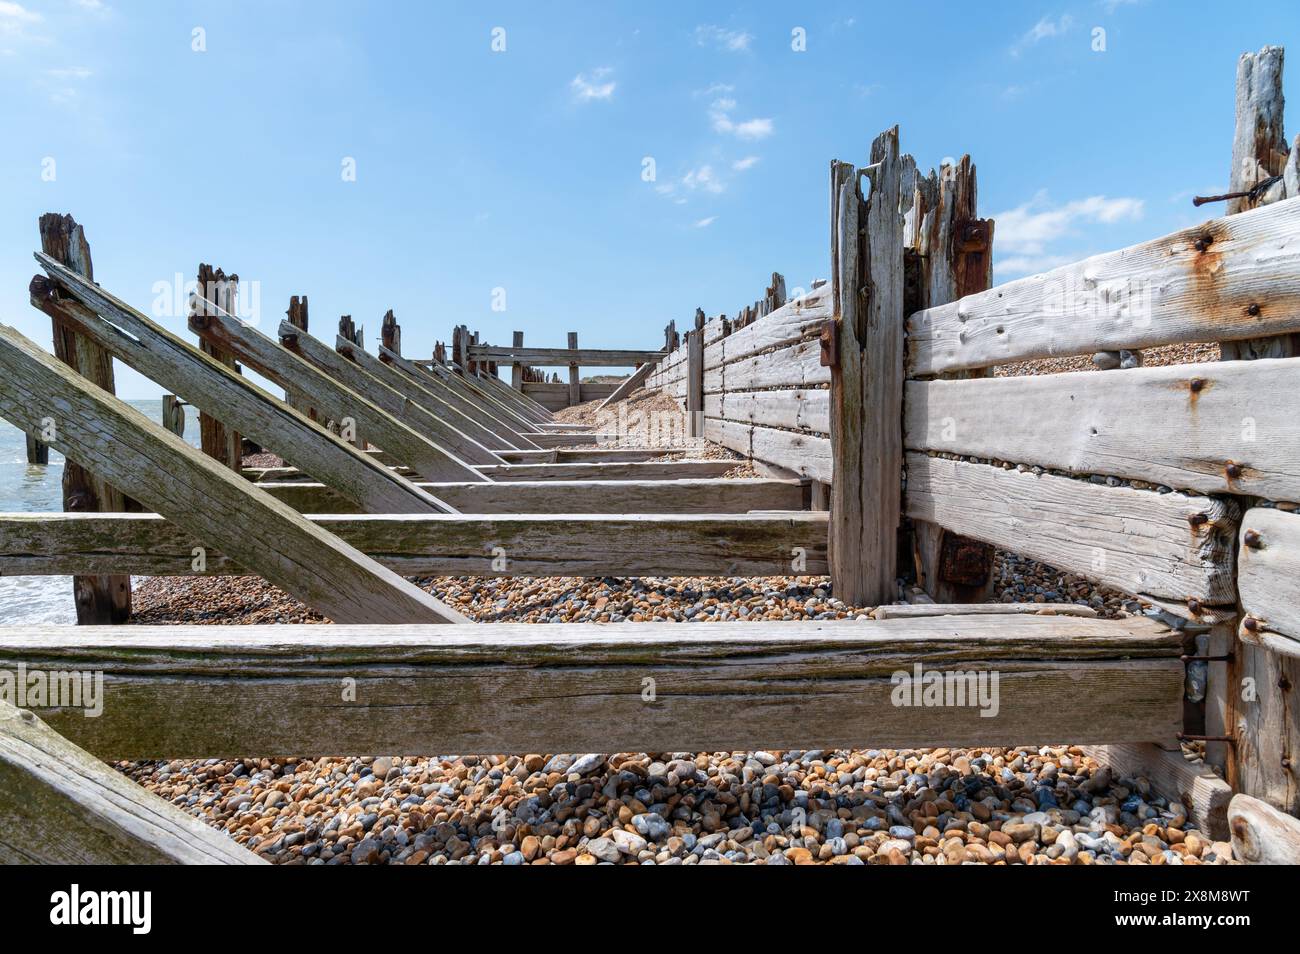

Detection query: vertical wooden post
xmin=828 ymin=127 xmax=905 ymax=607
xmin=687 ymin=309 xmax=705 ymax=438
xmin=909 ymin=156 xmax=997 ymax=602
xmin=284 ymin=295 xmax=316 ymax=420
xmin=511 ymin=331 xmax=524 ymax=390
xmin=160 ymin=395 xmax=185 ymax=438
xmin=194 ymin=264 xmax=242 ymax=469
xmin=567 ymin=331 xmax=580 ymax=406
xmin=38 ymin=212 xmax=131 ymax=624
xmin=381 ymin=309 xmax=401 ymax=356
xmin=25 ymin=433 xmax=49 ymax=464
xmin=1218 ymin=45 xmax=1300 ymax=814
xmin=1222 ymin=45 xmax=1296 ymax=360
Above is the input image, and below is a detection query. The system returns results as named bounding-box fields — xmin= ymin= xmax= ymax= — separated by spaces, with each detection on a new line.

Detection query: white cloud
xmin=695 ymin=25 xmax=753 ymax=52
xmin=682 ymin=165 xmax=724 ymax=194
xmin=694 ymin=216 xmax=717 ymax=228
xmin=0 ymin=1 xmax=40 ymax=33
xmin=993 ymin=191 xmax=1144 ymax=278
xmin=1011 ymin=14 xmax=1074 ymax=55
xmin=46 ymin=66 xmax=92 ymax=79
xmin=710 ymin=97 xmax=774 ymax=140
xmin=570 ymin=67 xmax=615 ymax=102
xmin=732 ymin=156 xmax=760 ymax=171
xmin=72 ymin=0 xmax=111 ymax=12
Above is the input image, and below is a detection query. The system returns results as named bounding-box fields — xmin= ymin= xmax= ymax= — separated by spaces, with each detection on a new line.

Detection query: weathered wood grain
xmin=31 ymin=256 xmax=454 ymax=515
xmin=1228 ymin=793 xmax=1300 ymax=864
xmin=38 ymin=214 xmax=131 ymax=624
xmin=908 ymin=197 xmax=1300 ymax=375
xmin=0 ymin=615 xmax=1183 ymax=758
xmin=0 ymin=700 xmax=262 ymax=864
xmin=705 ymin=388 xmax=830 ymax=434
xmin=384 ymin=344 xmax=542 ymax=438
xmin=0 ymin=323 xmax=467 ymax=624
xmin=830 ymin=129 xmax=906 ymax=605
xmin=705 ymin=338 xmax=830 ymax=393
xmin=904 ymin=453 xmax=1239 ymax=604
xmin=0 ymin=511 xmax=828 ymax=577
xmin=906 ymin=358 xmax=1300 ymax=500
xmin=475 ymin=367 xmax=551 ymax=423
xmin=704 ymin=418 xmax=832 ymax=482
xmin=190 ymin=309 xmax=483 ymax=482
xmin=1236 ymin=506 xmax=1300 ymax=642
xmin=872 ymin=602 xmax=1097 ymax=620
xmin=277 ymin=322 xmax=502 ymax=467
xmin=497 ymin=448 xmax=673 ymax=464
xmin=258 ymin=477 xmax=807 ymax=514
xmin=702 ymin=283 xmax=832 ymax=371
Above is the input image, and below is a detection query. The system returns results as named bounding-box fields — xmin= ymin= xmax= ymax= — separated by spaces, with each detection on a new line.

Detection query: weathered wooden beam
xmin=908 ymin=197 xmax=1300 ymax=375
xmin=0 ymin=511 xmax=828 ymax=578
xmin=395 ymin=347 xmax=543 ymax=436
xmin=497 ymin=448 xmax=676 ymax=464
xmin=1237 ymin=506 xmax=1300 ymax=642
xmin=188 ymin=308 xmax=484 ymax=482
xmin=510 ymin=330 xmax=525 ymax=389
xmin=567 ymin=331 xmax=581 ymax=406
xmin=0 ymin=615 xmax=1183 ymax=758
xmin=257 ymin=477 xmax=808 ymax=514
xmin=474 ymin=459 xmax=739 ymax=482
xmin=906 ymin=357 xmax=1300 ymax=500
xmin=160 ymin=394 xmax=185 ymax=438
xmin=596 ymin=359 xmax=659 ymax=411
xmin=871 ymin=602 xmax=1097 ymax=620
xmin=520 ymin=432 xmax=608 ymax=448
xmin=704 ymin=418 xmax=832 ymax=482
xmin=0 ymin=700 xmax=263 ymax=864
xmin=687 ymin=317 xmax=704 ymax=438
xmin=468 ymin=345 xmax=667 ymax=366
xmin=830 ymin=129 xmax=906 ymax=605
xmin=0 ymin=323 xmax=467 ymax=624
xmin=475 ymin=367 xmax=552 ymax=423
xmin=24 ymin=432 xmax=49 ymax=464
xmin=30 ymin=256 xmax=454 ymax=515
xmin=1228 ymin=793 xmax=1300 ymax=864
xmin=703 ymin=282 xmax=833 ymax=371
xmin=705 ymin=388 xmax=829 ymax=435
xmin=276 ymin=322 xmax=503 ymax=467
xmin=344 ymin=338 xmax=534 ymax=450
xmin=38 ymin=213 xmax=130 ymax=624
xmin=905 ymin=452 xmax=1239 ymax=605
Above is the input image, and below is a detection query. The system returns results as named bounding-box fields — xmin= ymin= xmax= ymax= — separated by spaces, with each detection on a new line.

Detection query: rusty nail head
xmin=1244 ymin=528 xmax=1262 ymax=548
xmin=1188 ymin=512 xmax=1209 ymax=527
xmin=1189 ymin=377 xmax=1205 ymax=393
xmin=819 ymin=318 xmax=839 ymax=368
xmin=1226 ymin=461 xmax=1243 ymax=479
xmin=1247 ymin=303 xmax=1261 ymax=317
xmin=1187 ymin=597 xmax=1202 ymax=614
xmin=1244 ymin=616 xmax=1260 ymax=632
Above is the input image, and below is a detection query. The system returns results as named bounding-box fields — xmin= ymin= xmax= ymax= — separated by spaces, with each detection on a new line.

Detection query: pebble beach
xmin=117 ymin=349 xmax=1232 ymax=864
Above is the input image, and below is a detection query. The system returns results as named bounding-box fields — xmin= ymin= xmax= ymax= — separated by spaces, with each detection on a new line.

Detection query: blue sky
xmin=1 ymin=0 xmax=1296 ymax=397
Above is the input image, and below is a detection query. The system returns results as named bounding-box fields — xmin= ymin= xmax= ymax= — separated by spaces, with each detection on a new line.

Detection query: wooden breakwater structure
xmin=2 ymin=45 xmax=1300 ymax=864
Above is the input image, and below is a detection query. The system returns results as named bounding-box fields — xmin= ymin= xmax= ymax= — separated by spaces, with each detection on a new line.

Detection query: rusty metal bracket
xmin=937 ymin=531 xmax=994 ymax=586
xmin=819 ymin=317 xmax=840 ymax=369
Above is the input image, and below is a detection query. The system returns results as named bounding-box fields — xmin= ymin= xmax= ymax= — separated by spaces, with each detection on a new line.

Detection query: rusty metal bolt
xmin=1187 ymin=598 xmax=1202 ymax=615
xmin=1189 ymin=377 xmax=1205 ymax=393
xmin=1226 ymin=461 xmax=1243 ymax=480
xmin=1244 ymin=528 xmax=1263 ymax=549
xmin=1188 ymin=512 xmax=1209 ymax=527
xmin=1247 ymin=303 xmax=1261 ymax=317
xmin=1243 ymin=616 xmax=1261 ymax=632
xmin=1194 ymin=235 xmax=1213 ymax=252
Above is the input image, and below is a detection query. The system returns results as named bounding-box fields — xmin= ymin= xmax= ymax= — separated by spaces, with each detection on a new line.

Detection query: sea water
xmin=0 ymin=399 xmax=200 ymax=624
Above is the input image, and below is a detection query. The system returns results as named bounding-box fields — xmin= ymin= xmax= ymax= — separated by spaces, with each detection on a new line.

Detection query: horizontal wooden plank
xmin=0 ymin=512 xmax=828 ymax=577
xmin=0 ymin=700 xmax=263 ymax=864
xmin=1237 ymin=506 xmax=1300 ymax=642
xmin=474 ymin=460 xmax=740 ymax=481
xmin=258 ymin=477 xmax=807 ymax=514
xmin=705 ymin=418 xmax=833 ymax=482
xmin=871 ymin=603 xmax=1098 ymax=620
xmin=909 ymin=197 xmax=1300 ymax=375
xmin=705 ymin=388 xmax=830 ymax=434
xmin=703 ymin=283 xmax=833 ymax=371
xmin=497 ymin=448 xmax=678 ymax=464
xmin=0 ymin=615 xmax=1183 ymax=758
xmin=906 ymin=358 xmax=1300 ymax=499
xmin=471 ymin=346 xmax=667 ymax=366
xmin=904 ymin=453 xmax=1239 ymax=604
xmin=0 ymin=322 xmax=466 ymax=624
xmin=705 ymin=338 xmax=830 ymax=393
